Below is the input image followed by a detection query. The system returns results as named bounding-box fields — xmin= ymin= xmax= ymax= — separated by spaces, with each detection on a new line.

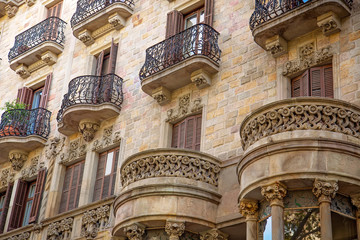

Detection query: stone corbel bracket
xmin=265 ymin=35 xmax=288 ymax=58
xmin=317 ymin=12 xmax=341 ymax=36
xmin=191 ymin=69 xmax=212 ymax=89
xmin=78 ymin=119 xmax=100 ymax=142
xmin=152 ymin=86 xmax=171 ymax=106
xmin=5 ymin=0 xmax=26 ymax=18
xmin=9 ymin=150 xmax=28 ymax=171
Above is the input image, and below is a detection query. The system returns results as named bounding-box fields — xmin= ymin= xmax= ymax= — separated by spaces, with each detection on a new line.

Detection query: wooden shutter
xmin=59 ymin=166 xmax=72 ymax=213
xmin=185 ymin=116 xmax=195 ymax=149
xmin=47 ymin=1 xmax=62 ymax=18
xmin=323 ymin=65 xmax=333 ymax=98
xmin=93 ymin=154 xmax=106 ymax=202
xmin=172 ymin=114 xmax=202 ymax=150
xmin=0 ymin=183 xmax=13 ymax=234
xmin=166 ymin=10 xmax=184 ymax=38
xmin=17 ymin=87 xmax=33 ymax=109
xmin=204 ymin=0 xmax=214 ymax=26
xmin=28 ymin=169 xmax=46 ymax=223
xmin=8 ymin=180 xmax=28 ymax=231
xmin=39 ymin=74 xmax=52 ymax=109
xmin=300 ymin=70 xmax=309 ymax=97
xmin=96 ymin=51 xmax=105 ymax=76
xmin=107 ymin=39 xmax=118 ymax=74
xmin=291 ymin=77 xmax=301 ymax=97
xmin=110 ymin=149 xmax=119 ymax=195
xmin=310 ymin=67 xmax=322 ymax=97
xmin=195 ymin=115 xmax=202 ymax=150
xmin=171 ymin=125 xmax=179 ymax=148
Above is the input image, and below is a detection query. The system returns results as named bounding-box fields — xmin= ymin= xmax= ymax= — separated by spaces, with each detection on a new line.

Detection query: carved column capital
xmin=79 ymin=119 xmax=100 ymax=142
xmin=261 ymin=182 xmax=287 ymax=207
xmin=165 ymin=221 xmax=185 ymax=240
xmin=313 ymin=179 xmax=338 ymax=203
xmin=124 ymin=223 xmax=145 ymax=240
xmin=239 ymin=199 xmax=258 ymax=221
xmin=9 ymin=150 xmax=28 ymax=171
xmin=200 ymin=229 xmax=228 ymax=240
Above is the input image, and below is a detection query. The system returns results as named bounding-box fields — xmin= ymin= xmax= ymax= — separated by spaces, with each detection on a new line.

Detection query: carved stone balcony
xmin=237 ymin=97 xmax=360 ymax=200
xmin=250 ymin=0 xmax=352 ymax=57
xmin=139 ymin=24 xmax=221 ymax=105
xmin=8 ymin=17 xmax=66 ymax=78
xmin=0 ymin=108 xmax=51 ymax=163
xmin=71 ymin=0 xmax=134 ymax=46
xmin=113 ymin=148 xmax=222 ymax=237
xmin=57 ymin=74 xmax=123 ymax=141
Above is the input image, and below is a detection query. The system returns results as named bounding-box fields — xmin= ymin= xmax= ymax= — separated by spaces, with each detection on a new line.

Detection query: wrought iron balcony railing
xmin=0 ymin=108 xmax=51 ymax=138
xmin=249 ymin=0 xmax=353 ymax=30
xmin=70 ymin=0 xmax=134 ymax=27
xmin=8 ymin=17 xmax=67 ymax=61
xmin=139 ymin=24 xmax=221 ymax=81
xmin=57 ymin=74 xmax=123 ymax=122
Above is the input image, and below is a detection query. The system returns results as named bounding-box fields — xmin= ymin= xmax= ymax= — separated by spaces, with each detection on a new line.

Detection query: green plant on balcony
xmin=0 ymin=100 xmax=28 ymax=136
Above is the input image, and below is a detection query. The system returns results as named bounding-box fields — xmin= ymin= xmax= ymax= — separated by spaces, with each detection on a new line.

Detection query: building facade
xmin=0 ymin=0 xmax=358 ymax=239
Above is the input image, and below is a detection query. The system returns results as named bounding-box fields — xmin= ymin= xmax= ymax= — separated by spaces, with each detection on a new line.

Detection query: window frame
xmin=21 ymin=181 xmax=36 ymax=227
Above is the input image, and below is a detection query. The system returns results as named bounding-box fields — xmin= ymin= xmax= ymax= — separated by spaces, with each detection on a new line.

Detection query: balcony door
xmin=45 ymin=1 xmax=63 ymax=41
xmin=184 ymin=8 xmax=205 ymax=56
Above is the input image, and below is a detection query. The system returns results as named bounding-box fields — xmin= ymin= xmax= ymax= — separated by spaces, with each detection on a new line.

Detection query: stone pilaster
xmin=317 ymin=12 xmax=341 ymax=36
xmin=9 ymin=150 xmax=28 ymax=171
xmin=351 ymin=193 xmax=360 ymax=240
xmin=124 ymin=223 xmax=145 ymax=240
xmin=78 ymin=119 xmax=100 ymax=142
xmin=239 ymin=199 xmax=258 ymax=240
xmin=200 ymin=229 xmax=228 ymax=240
xmin=165 ymin=221 xmax=185 ymax=240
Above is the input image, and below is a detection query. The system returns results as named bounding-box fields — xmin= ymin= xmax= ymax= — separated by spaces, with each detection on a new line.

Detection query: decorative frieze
xmin=45 ymin=137 xmax=65 ymax=159
xmin=81 ymin=205 xmax=111 ymax=239
xmin=78 ymin=119 xmax=100 ymax=142
xmin=92 ymin=126 xmax=121 ymax=151
xmin=9 ymin=150 xmax=28 ymax=171
xmin=47 ymin=217 xmax=73 ymax=240
xmin=60 ymin=139 xmax=87 ymax=164
xmin=166 ymin=94 xmax=203 ymax=123
xmin=265 ymin=35 xmax=287 ymax=57
xmin=6 ymin=232 xmax=30 ymax=240
xmin=261 ymin=182 xmax=287 ymax=207
xmin=200 ymin=229 xmax=228 ymax=240
xmin=21 ymin=156 xmax=44 ymax=180
xmin=313 ymin=179 xmax=338 ymax=203
xmin=191 ymin=69 xmax=212 ymax=89
xmin=0 ymin=168 xmax=15 ymax=189
xmin=317 ymin=12 xmax=341 ymax=36
xmin=124 ymin=223 xmax=145 ymax=240
xmin=239 ymin=199 xmax=259 ymax=219
xmin=165 ymin=221 xmax=185 ymax=240
xmin=152 ymin=86 xmax=171 ymax=106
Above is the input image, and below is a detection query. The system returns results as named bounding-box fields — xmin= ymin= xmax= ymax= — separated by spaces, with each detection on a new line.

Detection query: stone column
xmin=351 ymin=193 xmax=360 ymax=240
xmin=261 ymin=182 xmax=287 ymax=240
xmin=124 ymin=223 xmax=145 ymax=240
xmin=200 ymin=229 xmax=228 ymax=240
xmin=239 ymin=199 xmax=258 ymax=240
xmin=312 ymin=179 xmax=338 ymax=240
xmin=165 ymin=221 xmax=185 ymax=240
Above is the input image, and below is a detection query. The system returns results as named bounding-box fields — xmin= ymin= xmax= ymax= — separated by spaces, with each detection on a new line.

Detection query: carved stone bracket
xmin=9 ymin=150 xmax=28 ymax=171
xmin=21 ymin=156 xmax=44 ymax=180
xmin=15 ymin=64 xmax=30 ymax=79
xmin=108 ymin=13 xmax=125 ymax=30
xmin=47 ymin=217 xmax=73 ymax=240
xmin=166 ymin=94 xmax=203 ymax=123
xmin=124 ymin=223 xmax=145 ymax=240
xmin=261 ymin=182 xmax=287 ymax=207
xmin=317 ymin=12 xmax=341 ymax=36
xmin=45 ymin=137 xmax=65 ymax=159
xmin=60 ymin=139 xmax=87 ymax=165
xmin=0 ymin=168 xmax=15 ymax=189
xmin=265 ymin=35 xmax=288 ymax=57
xmin=41 ymin=51 xmax=58 ymax=66
xmin=165 ymin=221 xmax=185 ymax=240
xmin=78 ymin=29 xmax=94 ymax=46
xmin=79 ymin=119 xmax=100 ymax=142
xmin=282 ymin=45 xmax=332 ymax=77
xmin=200 ymin=229 xmax=228 ymax=240
xmin=92 ymin=125 xmax=121 ymax=151
xmin=152 ymin=86 xmax=171 ymax=106
xmin=313 ymin=179 xmax=338 ymax=203
xmin=6 ymin=232 xmax=30 ymax=240
xmin=191 ymin=69 xmax=212 ymax=89
xmin=81 ymin=205 xmax=110 ymax=239
xmin=239 ymin=199 xmax=259 ymax=220
xmin=5 ymin=5 xmax=18 ymax=18
xmin=26 ymin=0 xmax=36 ymax=6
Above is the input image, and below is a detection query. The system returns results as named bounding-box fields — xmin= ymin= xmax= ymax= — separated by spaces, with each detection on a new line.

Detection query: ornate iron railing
xmin=0 ymin=108 xmax=51 ymax=138
xmin=57 ymin=74 xmax=123 ymax=122
xmin=70 ymin=0 xmax=134 ymax=27
xmin=8 ymin=17 xmax=67 ymax=61
xmin=139 ymin=24 xmax=221 ymax=81
xmin=249 ymin=0 xmax=353 ymax=30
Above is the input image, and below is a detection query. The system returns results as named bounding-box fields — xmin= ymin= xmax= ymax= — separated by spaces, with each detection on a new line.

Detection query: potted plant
xmin=0 ymin=100 xmax=28 ymax=137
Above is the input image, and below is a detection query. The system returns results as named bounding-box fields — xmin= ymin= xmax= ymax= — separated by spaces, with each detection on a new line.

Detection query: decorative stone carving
xmin=240 ymin=98 xmax=360 ymax=150
xmin=79 ymin=119 xmax=100 ymax=142
xmin=46 ymin=137 xmax=65 ymax=159
xmin=239 ymin=199 xmax=258 ymax=219
xmin=351 ymin=193 xmax=360 ymax=210
xmin=313 ymin=179 xmax=338 ymax=203
xmin=81 ymin=205 xmax=110 ymax=239
xmin=41 ymin=51 xmax=58 ymax=66
xmin=152 ymin=86 xmax=171 ymax=106
xmin=317 ymin=12 xmax=341 ymax=36
xmin=121 ymin=152 xmax=221 ymax=187
xmin=282 ymin=45 xmax=332 ymax=77
xmin=92 ymin=126 xmax=121 ymax=151
xmin=15 ymin=64 xmax=30 ymax=78
xmin=9 ymin=150 xmax=28 ymax=171
xmin=166 ymin=94 xmax=203 ymax=122
xmin=265 ymin=35 xmax=287 ymax=57
xmin=200 ymin=229 xmax=228 ymax=240
xmin=78 ymin=29 xmax=94 ymax=46
xmin=26 ymin=0 xmax=36 ymax=6
xmin=21 ymin=156 xmax=44 ymax=179
xmin=47 ymin=217 xmax=73 ymax=240
xmin=5 ymin=5 xmax=18 ymax=18
xmin=60 ymin=139 xmax=87 ymax=164
xmin=191 ymin=69 xmax=211 ymax=89
xmin=261 ymin=182 xmax=287 ymax=206
xmin=32 ymin=223 xmax=43 ymax=234
xmin=124 ymin=223 xmax=145 ymax=240
xmin=165 ymin=221 xmax=185 ymax=240
xmin=0 ymin=168 xmax=15 ymax=189
xmin=108 ymin=13 xmax=125 ymax=30
xmin=6 ymin=232 xmax=30 ymax=240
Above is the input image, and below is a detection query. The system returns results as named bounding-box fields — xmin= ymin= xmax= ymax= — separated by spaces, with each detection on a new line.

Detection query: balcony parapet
xmin=71 ymin=0 xmax=134 ymax=45
xmin=8 ymin=17 xmax=66 ymax=78
xmin=57 ymin=74 xmax=123 ymax=139
xmin=139 ymin=24 xmax=221 ymax=105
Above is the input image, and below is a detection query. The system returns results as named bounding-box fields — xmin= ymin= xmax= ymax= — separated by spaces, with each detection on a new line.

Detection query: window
xmin=47 ymin=1 xmax=62 ymax=18
xmin=0 ymin=184 xmax=12 ymax=234
xmin=21 ymin=182 xmax=36 ymax=226
xmin=184 ymin=8 xmax=205 ymax=30
xmin=59 ymin=161 xmax=85 ymax=213
xmin=0 ymin=193 xmax=5 ymax=218
xmin=172 ymin=114 xmax=202 ymax=151
xmin=93 ymin=148 xmax=119 ymax=202
xmin=95 ymin=40 xmax=118 ymax=76
xmin=291 ymin=65 xmax=333 ymax=98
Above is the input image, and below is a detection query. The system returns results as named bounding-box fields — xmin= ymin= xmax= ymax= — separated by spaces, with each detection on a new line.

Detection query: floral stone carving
xmin=79 ymin=119 xmax=100 ymax=142
xmin=165 ymin=221 xmax=185 ymax=240
xmin=261 ymin=182 xmax=287 ymax=206
xmin=21 ymin=156 xmax=44 ymax=180
xmin=60 ymin=139 xmax=86 ymax=164
xmin=166 ymin=94 xmax=203 ymax=123
xmin=0 ymin=168 xmax=14 ymax=189
xmin=200 ymin=229 xmax=228 ymax=240
xmin=47 ymin=217 xmax=73 ymax=240
xmin=81 ymin=205 xmax=110 ymax=239
xmin=45 ymin=137 xmax=65 ymax=159
xmin=92 ymin=125 xmax=121 ymax=151
xmin=6 ymin=232 xmax=30 ymax=240
xmin=9 ymin=150 xmax=28 ymax=171
xmin=124 ymin=223 xmax=146 ymax=240
xmin=313 ymin=179 xmax=338 ymax=203
xmin=239 ymin=199 xmax=258 ymax=219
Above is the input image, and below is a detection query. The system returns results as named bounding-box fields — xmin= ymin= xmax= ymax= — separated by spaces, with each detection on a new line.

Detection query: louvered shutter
xmin=171 ymin=125 xmax=179 ymax=148
xmin=166 ymin=10 xmax=184 ymax=38
xmin=17 ymin=87 xmax=33 ymax=109
xmin=59 ymin=166 xmax=73 ymax=213
xmin=110 ymin=149 xmax=119 ymax=195
xmin=204 ymin=0 xmax=214 ymax=26
xmin=47 ymin=1 xmax=62 ymax=17
xmin=300 ymin=70 xmax=309 ymax=97
xmin=195 ymin=115 xmax=202 ymax=150
xmin=185 ymin=116 xmax=195 ymax=149
xmin=8 ymin=180 xmax=28 ymax=230
xmin=93 ymin=154 xmax=106 ymax=202
xmin=39 ymin=74 xmax=52 ymax=109
xmin=75 ymin=162 xmax=84 ymax=208
xmin=96 ymin=51 xmax=105 ymax=76
xmin=28 ymin=169 xmax=46 ymax=223
xmin=323 ymin=65 xmax=333 ymax=98
xmin=0 ymin=183 xmax=13 ymax=233
xmin=107 ymin=39 xmax=118 ymax=74
xmin=310 ymin=67 xmax=322 ymax=97
xmin=179 ymin=121 xmax=186 ymax=148
xmin=68 ymin=163 xmax=80 ymax=211
xmin=291 ymin=77 xmax=301 ymax=97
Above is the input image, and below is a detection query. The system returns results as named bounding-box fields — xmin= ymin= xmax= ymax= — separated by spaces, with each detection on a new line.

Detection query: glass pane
xmin=200 ymin=10 xmax=205 ymax=23
xmin=284 ymin=208 xmax=320 ymax=240
xmin=31 ymin=89 xmax=42 ymax=109
xmin=0 ymin=195 xmax=5 ymax=209
xmin=105 ymin=152 xmax=114 ymax=176
xmin=259 ymin=216 xmax=272 ymax=240
xmin=28 ymin=184 xmax=36 ymax=198
xmin=185 ymin=14 xmax=197 ymax=29
xmin=22 ymin=200 xmax=33 ymax=226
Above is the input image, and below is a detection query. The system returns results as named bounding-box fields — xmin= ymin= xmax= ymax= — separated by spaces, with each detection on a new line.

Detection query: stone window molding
xmin=81 ymin=204 xmax=111 ymax=239
xmin=21 ymin=155 xmax=44 ymax=180
xmin=166 ymin=94 xmax=203 ymax=123
xmin=59 ymin=139 xmax=87 ymax=165
xmin=46 ymin=217 xmax=73 ymax=240
xmin=92 ymin=125 xmax=121 ymax=152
